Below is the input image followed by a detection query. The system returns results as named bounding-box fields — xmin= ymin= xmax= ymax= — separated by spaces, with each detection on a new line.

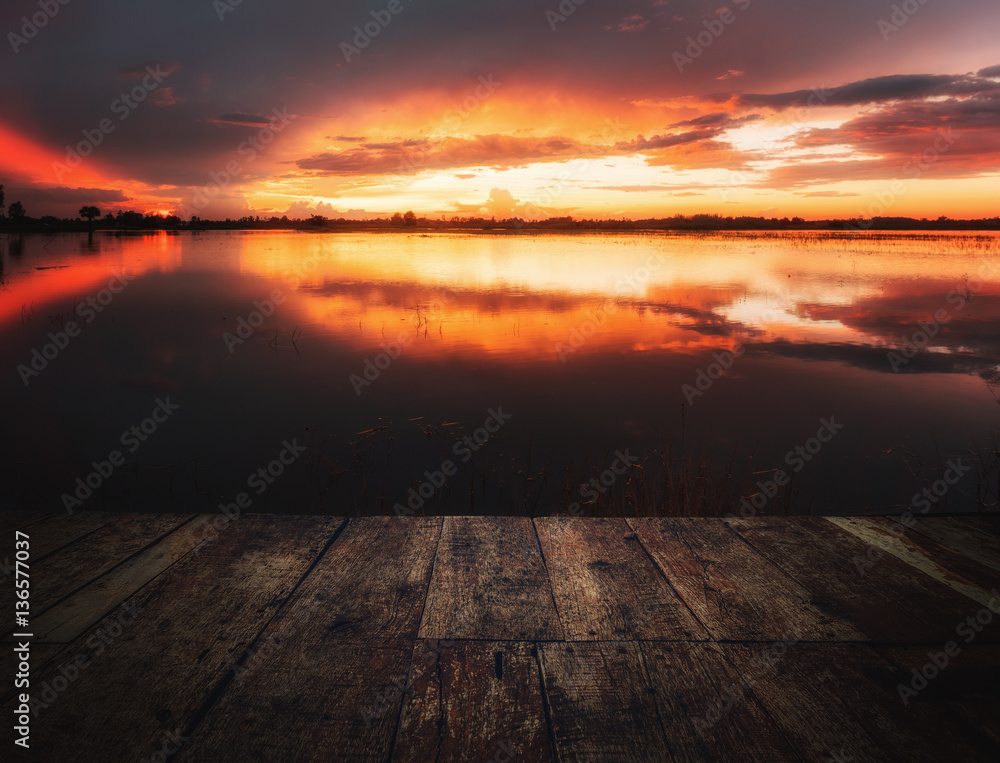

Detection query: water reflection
xmin=2 ymin=230 xmax=999 ymax=515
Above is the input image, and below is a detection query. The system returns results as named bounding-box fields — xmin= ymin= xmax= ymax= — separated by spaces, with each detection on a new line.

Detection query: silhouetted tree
xmin=390 ymin=212 xmax=404 ymax=226
xmin=8 ymin=201 xmax=25 ymax=220
xmin=403 ymin=210 xmax=417 ymax=227
xmin=0 ymin=184 xmax=5 ymax=216
xmin=115 ymin=210 xmax=144 ymax=228
xmin=79 ymin=205 xmax=101 ymax=228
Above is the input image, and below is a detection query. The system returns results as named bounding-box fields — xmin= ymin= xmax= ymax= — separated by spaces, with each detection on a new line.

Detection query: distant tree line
xmin=1 ymin=200 xmax=998 ymax=232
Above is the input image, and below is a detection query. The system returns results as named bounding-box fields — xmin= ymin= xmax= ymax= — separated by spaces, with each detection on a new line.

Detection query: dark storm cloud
xmin=616 ymin=115 xmax=759 ymax=152
xmin=732 ymin=73 xmax=1000 ymax=111
xmin=210 ymin=112 xmax=281 ymax=127
xmin=297 ymin=134 xmax=602 ymax=175
xmin=118 ymin=62 xmax=182 ymax=78
xmin=27 ymin=186 xmax=130 ymax=203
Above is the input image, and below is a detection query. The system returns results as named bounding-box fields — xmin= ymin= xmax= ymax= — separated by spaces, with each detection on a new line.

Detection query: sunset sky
xmin=2 ymin=0 xmax=999 ymax=221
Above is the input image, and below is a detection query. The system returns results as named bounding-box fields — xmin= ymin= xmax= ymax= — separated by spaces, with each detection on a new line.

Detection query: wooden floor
xmin=3 ymin=512 xmax=1000 ymax=761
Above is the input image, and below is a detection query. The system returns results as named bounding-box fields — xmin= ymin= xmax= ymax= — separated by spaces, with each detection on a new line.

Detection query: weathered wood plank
xmin=1 ymin=514 xmax=195 ymax=623
xmin=828 ymin=517 xmax=998 ymax=608
xmin=9 ymin=511 xmax=112 ymax=563
xmin=419 ymin=517 xmax=563 ymax=640
xmin=31 ymin=514 xmax=223 ymax=642
xmin=538 ymin=641 xmax=672 ymax=760
xmin=640 ymin=641 xmax=800 ymax=761
xmin=879 ymin=645 xmax=1000 ymax=748
xmin=630 ymin=518 xmax=865 ymax=641
xmin=725 ymin=643 xmax=1000 ymax=761
xmin=535 ymin=517 xmax=709 ymax=641
xmin=246 ymin=516 xmax=442 ymax=645
xmin=0 ymin=511 xmax=55 ymax=536
xmin=181 ymin=642 xmax=413 ymax=762
xmin=8 ymin=515 xmax=343 ymax=762
xmin=393 ymin=641 xmax=553 ymax=762
xmin=864 ymin=517 xmax=1000 ymax=599
xmin=726 ymin=517 xmax=999 ymax=643
xmin=175 ymin=518 xmax=441 ymax=760
xmin=911 ymin=517 xmax=1000 ymax=574
xmin=957 ymin=516 xmax=1000 ymax=536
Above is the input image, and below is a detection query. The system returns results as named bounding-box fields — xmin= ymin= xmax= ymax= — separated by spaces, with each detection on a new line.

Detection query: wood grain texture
xmin=911 ymin=517 xmax=1000 ymax=575
xmin=640 ymin=641 xmax=800 ymax=761
xmin=419 ymin=516 xmax=563 ymax=640
xmin=878 ymin=645 xmax=1000 ymax=749
xmin=0 ymin=511 xmax=55 ymax=536
xmin=7 ymin=515 xmax=343 ymax=762
xmin=176 ymin=518 xmax=440 ymax=760
xmin=393 ymin=641 xmax=553 ymax=762
xmin=179 ymin=642 xmax=413 ymax=762
xmin=957 ymin=516 xmax=1000 ymax=535
xmin=866 ymin=517 xmax=1000 ymax=599
xmin=12 ymin=511 xmax=112 ymax=561
xmin=828 ymin=517 xmax=998 ymax=609
xmin=630 ymin=518 xmax=865 ymax=642
xmin=31 ymin=514 xmax=223 ymax=642
xmin=0 ymin=513 xmax=194 ymax=621
xmin=535 ymin=517 xmax=709 ymax=641
xmin=726 ymin=517 xmax=997 ymax=643
xmin=3 ymin=514 xmax=996 ymax=760
xmin=725 ymin=642 xmax=1000 ymax=761
xmin=538 ymin=641 xmax=672 ymax=760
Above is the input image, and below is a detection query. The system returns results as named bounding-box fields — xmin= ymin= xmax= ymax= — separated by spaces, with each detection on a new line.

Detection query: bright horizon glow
xmin=2 ymin=2 xmax=999 ymax=221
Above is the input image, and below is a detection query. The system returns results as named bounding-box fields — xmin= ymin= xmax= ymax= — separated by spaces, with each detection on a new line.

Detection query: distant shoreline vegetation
xmin=1 ymin=211 xmax=999 ymax=233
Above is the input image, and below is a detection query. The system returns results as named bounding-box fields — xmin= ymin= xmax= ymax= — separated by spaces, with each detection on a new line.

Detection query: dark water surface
xmin=2 ymin=229 xmax=999 ymax=516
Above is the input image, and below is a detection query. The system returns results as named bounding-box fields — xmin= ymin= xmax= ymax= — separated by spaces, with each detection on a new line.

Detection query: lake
xmin=2 ymin=229 xmax=998 ymax=516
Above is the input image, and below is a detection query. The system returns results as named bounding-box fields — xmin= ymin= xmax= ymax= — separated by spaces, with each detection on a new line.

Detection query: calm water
xmin=2 ymin=229 xmax=999 ymax=516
